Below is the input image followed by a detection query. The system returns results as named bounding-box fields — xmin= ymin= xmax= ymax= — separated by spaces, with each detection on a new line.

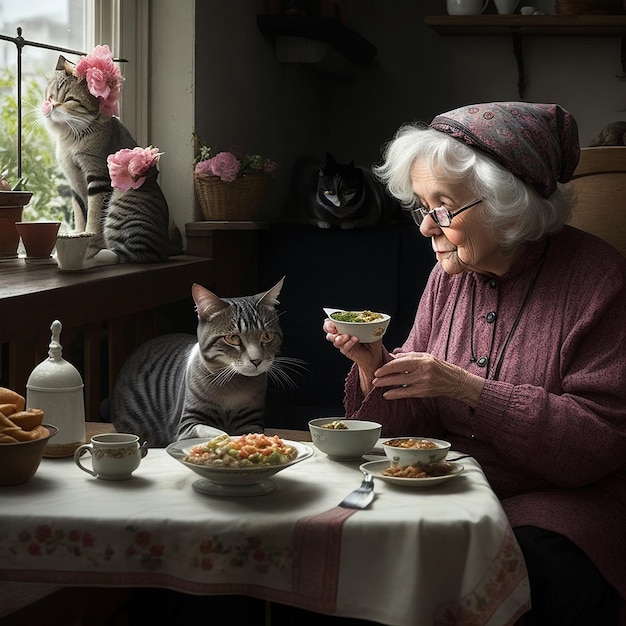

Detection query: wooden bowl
xmin=0 ymin=425 xmax=58 ymax=486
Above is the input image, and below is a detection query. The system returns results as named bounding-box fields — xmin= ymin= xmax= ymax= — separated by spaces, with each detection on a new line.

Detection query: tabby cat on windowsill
xmin=300 ymin=153 xmax=397 ymax=229
xmin=42 ymin=49 xmax=181 ymax=263
xmin=110 ymin=278 xmax=305 ymax=447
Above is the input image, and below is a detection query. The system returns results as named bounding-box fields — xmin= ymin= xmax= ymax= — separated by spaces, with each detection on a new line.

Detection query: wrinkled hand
xmin=372 ymin=352 xmax=484 ymax=408
xmin=323 ymin=319 xmax=383 ymax=373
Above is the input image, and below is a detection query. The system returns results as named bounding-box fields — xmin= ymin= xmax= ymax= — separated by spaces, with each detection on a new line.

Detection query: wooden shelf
xmin=425 ymin=15 xmax=626 ymax=99
xmin=424 ymin=14 xmax=626 ymax=36
xmin=257 ymin=14 xmax=377 ymax=76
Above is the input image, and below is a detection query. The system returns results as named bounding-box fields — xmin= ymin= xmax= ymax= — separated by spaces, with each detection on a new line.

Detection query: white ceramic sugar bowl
xmin=26 ymin=320 xmax=86 ymax=458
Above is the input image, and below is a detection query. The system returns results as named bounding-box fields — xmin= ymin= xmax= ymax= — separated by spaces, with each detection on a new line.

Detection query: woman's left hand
xmin=372 ymin=352 xmax=485 ymax=408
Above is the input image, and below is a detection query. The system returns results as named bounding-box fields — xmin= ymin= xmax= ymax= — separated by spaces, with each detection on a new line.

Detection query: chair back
xmin=568 ymin=146 xmax=626 ymax=258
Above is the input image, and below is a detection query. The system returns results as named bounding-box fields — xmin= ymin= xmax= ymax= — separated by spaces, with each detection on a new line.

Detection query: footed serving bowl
xmin=166 ymin=436 xmax=314 ymax=496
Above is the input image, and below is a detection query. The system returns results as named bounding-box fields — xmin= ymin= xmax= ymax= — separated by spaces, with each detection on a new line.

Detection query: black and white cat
xmin=42 ymin=53 xmax=180 ymax=263
xmin=110 ymin=278 xmax=304 ymax=447
xmin=301 ymin=153 xmax=397 ymax=229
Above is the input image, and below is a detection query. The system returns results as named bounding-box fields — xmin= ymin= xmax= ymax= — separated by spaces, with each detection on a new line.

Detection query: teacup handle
xmin=74 ymin=444 xmax=97 ymax=477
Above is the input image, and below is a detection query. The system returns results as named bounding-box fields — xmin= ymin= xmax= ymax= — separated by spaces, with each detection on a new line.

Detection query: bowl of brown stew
xmin=382 ymin=437 xmax=451 ymax=467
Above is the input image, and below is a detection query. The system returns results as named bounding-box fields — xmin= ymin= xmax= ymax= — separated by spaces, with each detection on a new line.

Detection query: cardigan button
xmin=486 ymin=311 xmax=497 ymax=323
xmin=477 ymin=356 xmax=488 ymax=367
xmin=488 ymin=279 xmax=498 ymax=289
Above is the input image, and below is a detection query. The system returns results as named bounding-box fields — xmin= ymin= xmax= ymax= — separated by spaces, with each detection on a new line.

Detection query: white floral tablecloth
xmin=0 ymin=443 xmax=530 ymax=626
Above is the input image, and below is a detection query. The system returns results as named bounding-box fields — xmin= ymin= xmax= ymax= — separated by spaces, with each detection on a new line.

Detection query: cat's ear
xmin=257 ymin=277 xmax=284 ymax=307
xmin=192 ymin=283 xmax=229 ymax=319
xmin=56 ymin=55 xmax=75 ymax=76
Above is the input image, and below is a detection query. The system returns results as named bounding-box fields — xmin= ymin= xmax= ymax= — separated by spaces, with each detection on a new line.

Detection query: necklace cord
xmin=490 ymin=239 xmax=550 ymax=381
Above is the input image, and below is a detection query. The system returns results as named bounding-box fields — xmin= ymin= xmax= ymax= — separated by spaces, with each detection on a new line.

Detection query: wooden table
xmin=0 ymin=255 xmax=214 ymax=420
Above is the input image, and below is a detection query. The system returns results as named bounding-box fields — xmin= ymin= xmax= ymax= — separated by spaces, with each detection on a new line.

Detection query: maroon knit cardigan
xmin=344 ymin=225 xmax=626 ymax=598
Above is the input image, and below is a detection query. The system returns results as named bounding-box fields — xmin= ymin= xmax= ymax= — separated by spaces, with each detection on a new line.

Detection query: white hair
xmin=373 ymin=124 xmax=574 ymax=249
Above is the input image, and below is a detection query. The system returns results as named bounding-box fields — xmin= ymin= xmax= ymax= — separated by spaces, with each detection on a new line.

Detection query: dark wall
xmin=258 ymin=218 xmax=435 ymax=429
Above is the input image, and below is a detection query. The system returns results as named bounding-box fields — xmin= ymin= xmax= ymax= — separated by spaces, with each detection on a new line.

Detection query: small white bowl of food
xmin=308 ymin=418 xmax=382 ymax=460
xmin=382 ymin=437 xmax=451 ymax=467
xmin=323 ymin=308 xmax=391 ymax=343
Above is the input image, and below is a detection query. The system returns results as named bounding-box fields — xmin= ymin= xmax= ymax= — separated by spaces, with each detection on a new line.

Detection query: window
xmin=0 ymin=0 xmax=135 ymax=226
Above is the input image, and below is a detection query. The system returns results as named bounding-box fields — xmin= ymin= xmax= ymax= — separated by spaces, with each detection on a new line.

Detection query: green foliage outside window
xmin=0 ymin=68 xmax=72 ymax=225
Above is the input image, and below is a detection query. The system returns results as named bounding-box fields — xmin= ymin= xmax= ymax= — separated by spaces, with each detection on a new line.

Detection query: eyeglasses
xmin=408 ymin=198 xmax=483 ymax=228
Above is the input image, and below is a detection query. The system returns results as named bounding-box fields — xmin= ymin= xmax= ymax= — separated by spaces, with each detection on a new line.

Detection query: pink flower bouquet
xmin=193 ymin=133 xmax=278 ymax=182
xmin=75 ymin=45 xmax=124 ymax=117
xmin=107 ymin=147 xmax=162 ymax=191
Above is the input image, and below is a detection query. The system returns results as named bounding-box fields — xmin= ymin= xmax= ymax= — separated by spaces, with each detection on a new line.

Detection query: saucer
xmin=359 ymin=460 xmax=465 ymax=488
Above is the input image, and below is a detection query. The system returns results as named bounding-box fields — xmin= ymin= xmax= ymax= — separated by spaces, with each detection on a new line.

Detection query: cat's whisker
xmin=267 ymin=369 xmax=297 ymax=390
xmin=267 ymin=357 xmax=310 ymax=390
xmin=209 ymin=365 xmax=238 ymax=387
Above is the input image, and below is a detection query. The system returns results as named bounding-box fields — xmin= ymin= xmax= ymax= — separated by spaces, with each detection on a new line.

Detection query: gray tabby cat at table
xmin=42 ymin=55 xmax=181 ymax=263
xmin=110 ymin=278 xmax=304 ymax=447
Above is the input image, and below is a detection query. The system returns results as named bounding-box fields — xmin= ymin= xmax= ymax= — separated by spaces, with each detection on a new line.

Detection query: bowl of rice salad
xmin=166 ymin=432 xmax=314 ymax=495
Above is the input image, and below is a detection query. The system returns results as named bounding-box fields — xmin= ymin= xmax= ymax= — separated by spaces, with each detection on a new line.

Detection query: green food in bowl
xmin=330 ymin=310 xmax=384 ymax=323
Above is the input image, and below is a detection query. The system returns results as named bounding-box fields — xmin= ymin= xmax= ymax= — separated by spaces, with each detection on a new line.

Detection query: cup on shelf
xmin=74 ymin=433 xmax=148 ymax=481
xmin=446 ymin=0 xmax=489 ymax=15
xmin=494 ymin=0 xmax=519 ymax=13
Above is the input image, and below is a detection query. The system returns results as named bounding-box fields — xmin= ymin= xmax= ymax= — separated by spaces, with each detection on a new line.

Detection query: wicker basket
xmin=194 ymin=172 xmax=271 ymax=221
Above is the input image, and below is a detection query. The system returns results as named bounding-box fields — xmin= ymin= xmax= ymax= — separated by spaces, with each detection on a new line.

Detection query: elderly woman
xmin=323 ymin=102 xmax=626 ymax=626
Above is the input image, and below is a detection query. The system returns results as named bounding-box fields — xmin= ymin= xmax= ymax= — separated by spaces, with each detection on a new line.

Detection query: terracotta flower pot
xmin=15 ymin=221 xmax=61 ymax=259
xmin=0 ymin=191 xmax=34 ymax=258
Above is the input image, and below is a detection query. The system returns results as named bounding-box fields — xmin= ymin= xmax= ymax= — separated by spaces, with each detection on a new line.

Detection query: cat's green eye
xmin=261 ymin=331 xmax=275 ymax=343
xmin=224 ymin=334 xmax=241 ymax=346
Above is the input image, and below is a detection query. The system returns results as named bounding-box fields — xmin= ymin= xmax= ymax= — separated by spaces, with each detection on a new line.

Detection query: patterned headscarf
xmin=429 ymin=102 xmax=580 ymax=198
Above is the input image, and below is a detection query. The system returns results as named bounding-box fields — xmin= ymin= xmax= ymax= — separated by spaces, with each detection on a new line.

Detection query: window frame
xmin=92 ymin=0 xmax=149 ymax=147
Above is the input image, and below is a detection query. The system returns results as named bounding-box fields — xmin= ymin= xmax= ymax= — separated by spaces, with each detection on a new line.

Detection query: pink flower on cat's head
xmin=107 ymin=146 xmax=162 ymax=191
xmin=201 ymin=151 xmax=241 ymax=182
xmin=75 ymin=45 xmax=124 ymax=117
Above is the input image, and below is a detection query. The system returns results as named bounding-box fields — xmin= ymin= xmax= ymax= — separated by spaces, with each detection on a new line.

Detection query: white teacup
xmin=494 ymin=0 xmax=519 ymax=13
xmin=74 ymin=433 xmax=148 ymax=480
xmin=446 ymin=0 xmax=489 ymax=14
xmin=55 ymin=233 xmax=94 ymax=271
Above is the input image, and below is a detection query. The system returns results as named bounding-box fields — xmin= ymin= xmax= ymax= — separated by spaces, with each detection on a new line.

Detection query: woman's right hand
xmin=323 ymin=319 xmax=384 ymax=385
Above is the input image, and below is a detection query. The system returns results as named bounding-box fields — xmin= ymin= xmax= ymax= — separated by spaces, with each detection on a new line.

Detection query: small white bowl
xmin=309 ymin=418 xmax=382 ymax=460
xmin=382 ymin=437 xmax=451 ymax=466
xmin=323 ymin=308 xmax=391 ymax=343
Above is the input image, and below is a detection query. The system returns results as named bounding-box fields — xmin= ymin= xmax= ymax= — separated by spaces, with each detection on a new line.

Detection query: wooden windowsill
xmin=0 ymin=254 xmax=214 ymax=342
